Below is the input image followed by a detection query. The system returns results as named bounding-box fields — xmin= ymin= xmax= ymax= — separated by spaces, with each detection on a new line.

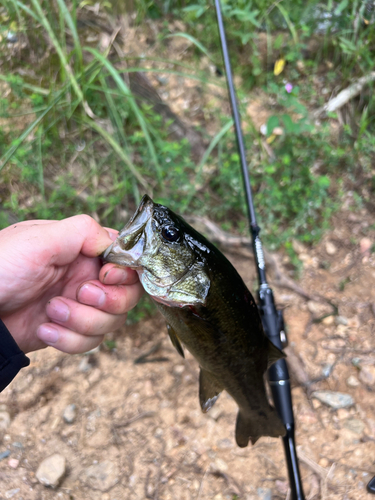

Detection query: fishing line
xmin=213 ymin=1 xmax=305 ymax=498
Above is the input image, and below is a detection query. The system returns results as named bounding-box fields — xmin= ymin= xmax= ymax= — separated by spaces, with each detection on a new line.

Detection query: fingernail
xmin=107 ymin=231 xmax=118 ymax=241
xmin=46 ymin=299 xmax=70 ymax=322
xmin=103 ymin=266 xmax=129 ymax=285
xmin=37 ymin=325 xmax=59 ymax=344
xmin=78 ymin=283 xmax=106 ymax=307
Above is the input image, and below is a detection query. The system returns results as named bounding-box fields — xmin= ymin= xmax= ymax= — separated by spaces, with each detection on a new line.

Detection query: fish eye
xmin=161 ymin=225 xmax=181 ymax=242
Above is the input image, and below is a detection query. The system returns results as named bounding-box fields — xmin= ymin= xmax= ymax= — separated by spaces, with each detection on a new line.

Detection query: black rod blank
xmin=213 ymin=1 xmax=305 ymax=499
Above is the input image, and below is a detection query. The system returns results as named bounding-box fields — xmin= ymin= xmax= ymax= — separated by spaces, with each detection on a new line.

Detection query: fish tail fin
xmin=235 ymin=407 xmax=285 ymax=448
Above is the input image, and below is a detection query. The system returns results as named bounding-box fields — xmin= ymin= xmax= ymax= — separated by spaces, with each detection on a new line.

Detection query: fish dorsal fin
xmin=267 ymin=339 xmax=286 ymax=369
xmin=167 ymin=324 xmax=185 ymax=358
xmin=199 ymin=368 xmax=224 ymax=413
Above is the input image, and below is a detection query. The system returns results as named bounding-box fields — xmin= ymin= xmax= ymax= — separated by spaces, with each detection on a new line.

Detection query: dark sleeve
xmin=0 ymin=319 xmax=30 ymax=392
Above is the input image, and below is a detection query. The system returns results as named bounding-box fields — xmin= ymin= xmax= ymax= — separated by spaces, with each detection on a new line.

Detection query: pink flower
xmin=285 ymin=83 xmax=293 ymax=93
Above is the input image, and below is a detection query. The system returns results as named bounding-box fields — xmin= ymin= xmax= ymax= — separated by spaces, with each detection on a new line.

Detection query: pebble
xmin=360 ymin=237 xmax=372 ymax=256
xmin=173 ymin=365 xmax=185 ymax=374
xmin=80 ymin=460 xmax=119 ymax=491
xmin=319 ymin=458 xmax=329 ymax=468
xmin=0 ymin=450 xmax=11 ymax=461
xmin=78 ymin=357 xmax=92 ymax=372
xmin=322 ymin=315 xmax=334 ymax=325
xmin=5 ymin=488 xmax=20 ymax=499
xmin=257 ymin=487 xmax=272 ymax=500
xmin=275 ymin=480 xmax=288 ymax=494
xmin=343 ymin=418 xmax=365 ymax=435
xmin=292 ymin=240 xmax=305 ymax=254
xmin=0 ymin=410 xmax=11 ymax=430
xmin=63 ymin=404 xmax=77 ymax=424
xmin=8 ymin=458 xmax=19 ymax=468
xmin=208 ymin=406 xmax=222 ymax=421
xmin=211 ymin=458 xmax=228 ymax=472
xmin=36 ymin=453 xmax=66 ymax=488
xmin=325 ymin=241 xmax=337 ymax=255
xmin=217 ymin=438 xmax=233 ymax=449
xmin=359 ymin=366 xmax=375 ymax=386
xmin=335 ymin=316 xmax=348 ymax=326
xmin=311 ymin=390 xmax=354 ymax=409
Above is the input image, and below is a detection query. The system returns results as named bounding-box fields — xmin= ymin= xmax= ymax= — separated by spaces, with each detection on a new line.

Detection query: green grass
xmin=0 ymin=0 xmax=374 ymax=257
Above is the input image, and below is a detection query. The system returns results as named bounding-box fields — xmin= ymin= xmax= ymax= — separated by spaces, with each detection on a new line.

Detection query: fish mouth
xmin=102 ymin=243 xmax=114 ymax=260
xmin=102 ymin=195 xmax=155 ymax=266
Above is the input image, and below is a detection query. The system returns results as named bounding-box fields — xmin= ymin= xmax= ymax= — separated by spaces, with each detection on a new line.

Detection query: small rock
xmin=257 ymin=487 xmax=272 ymax=500
xmin=343 ymin=418 xmax=365 ymax=435
xmin=217 ymin=438 xmax=233 ymax=449
xmin=78 ymin=357 xmax=92 ymax=372
xmin=322 ymin=316 xmax=334 ymax=325
xmin=360 ymin=237 xmax=372 ymax=256
xmin=8 ymin=458 xmax=19 ymax=468
xmin=312 ymin=390 xmax=354 ymax=409
xmin=81 ymin=460 xmax=119 ymax=492
xmin=0 ymin=450 xmax=11 ymax=461
xmin=359 ymin=365 xmax=375 ymax=386
xmin=173 ymin=365 xmax=185 ymax=375
xmin=208 ymin=406 xmax=222 ymax=421
xmin=307 ymin=301 xmax=328 ymax=316
xmin=0 ymin=411 xmax=11 ymax=430
xmin=292 ymin=240 xmax=305 ymax=254
xmin=322 ymin=364 xmax=333 ymax=377
xmin=335 ymin=316 xmax=348 ymax=326
xmin=88 ymin=368 xmax=101 ymax=385
xmin=63 ymin=404 xmax=77 ymax=424
xmin=319 ymin=457 xmax=329 ymax=468
xmin=326 ymin=241 xmax=337 ymax=255
xmin=5 ymin=488 xmax=20 ymax=499
xmin=346 ymin=375 xmax=360 ymax=387
xmin=36 ymin=453 xmax=66 ymax=488
xmin=275 ymin=480 xmax=288 ymax=494
xmin=213 ymin=494 xmax=224 ymax=500
xmin=12 ymin=442 xmax=24 ymax=449
xmin=212 ymin=458 xmax=228 ymax=472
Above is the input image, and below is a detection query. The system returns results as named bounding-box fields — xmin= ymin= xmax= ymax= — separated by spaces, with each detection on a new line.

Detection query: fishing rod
xmin=213 ymin=1 xmax=305 ymax=499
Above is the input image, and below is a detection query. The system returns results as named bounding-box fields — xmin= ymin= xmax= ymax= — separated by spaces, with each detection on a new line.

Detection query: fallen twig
xmin=113 ymin=411 xmax=156 ymax=429
xmin=315 ymin=72 xmax=375 ymax=117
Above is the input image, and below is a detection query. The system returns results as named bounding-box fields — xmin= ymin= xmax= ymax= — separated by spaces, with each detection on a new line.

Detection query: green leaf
xmin=266 ymin=116 xmax=279 ymax=136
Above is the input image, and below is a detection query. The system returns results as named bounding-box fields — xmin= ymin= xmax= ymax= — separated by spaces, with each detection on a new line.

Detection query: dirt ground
xmin=1 ymin=202 xmax=375 ymax=500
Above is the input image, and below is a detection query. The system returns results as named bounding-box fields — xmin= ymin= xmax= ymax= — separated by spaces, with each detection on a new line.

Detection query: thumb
xmin=49 ymin=215 xmax=118 ymax=265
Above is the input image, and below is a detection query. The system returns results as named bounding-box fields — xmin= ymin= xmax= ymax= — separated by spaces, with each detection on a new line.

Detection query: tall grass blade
xmin=26 ymin=0 xmax=90 ymax=114
xmin=85 ymin=47 xmax=163 ymax=183
xmin=183 ymin=118 xmax=234 ymax=210
xmin=164 ymin=33 xmax=216 ymax=63
xmin=0 ymin=95 xmax=62 ymax=171
xmin=276 ymin=4 xmax=299 ymax=46
xmin=86 ymin=118 xmax=149 ymax=191
xmin=56 ymin=0 xmax=83 ymax=68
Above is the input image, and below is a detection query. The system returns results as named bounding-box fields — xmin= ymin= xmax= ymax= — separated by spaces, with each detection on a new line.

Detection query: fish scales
xmin=103 ymin=195 xmax=286 ymax=446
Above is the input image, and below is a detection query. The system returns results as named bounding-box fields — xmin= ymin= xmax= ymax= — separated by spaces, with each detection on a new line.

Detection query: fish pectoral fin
xmin=167 ymin=324 xmax=185 ymax=358
xmin=199 ymin=368 xmax=224 ymax=413
xmin=267 ymin=339 xmax=286 ymax=369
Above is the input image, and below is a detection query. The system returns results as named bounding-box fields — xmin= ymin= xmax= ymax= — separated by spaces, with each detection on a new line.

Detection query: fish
xmin=103 ymin=195 xmax=286 ymax=447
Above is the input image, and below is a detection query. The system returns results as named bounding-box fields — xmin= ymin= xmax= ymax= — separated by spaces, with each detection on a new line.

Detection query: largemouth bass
xmin=103 ymin=195 xmax=286 ymax=446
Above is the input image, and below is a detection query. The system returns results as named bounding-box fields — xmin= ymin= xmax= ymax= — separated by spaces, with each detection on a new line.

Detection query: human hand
xmin=0 ymin=215 xmax=143 ymax=354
